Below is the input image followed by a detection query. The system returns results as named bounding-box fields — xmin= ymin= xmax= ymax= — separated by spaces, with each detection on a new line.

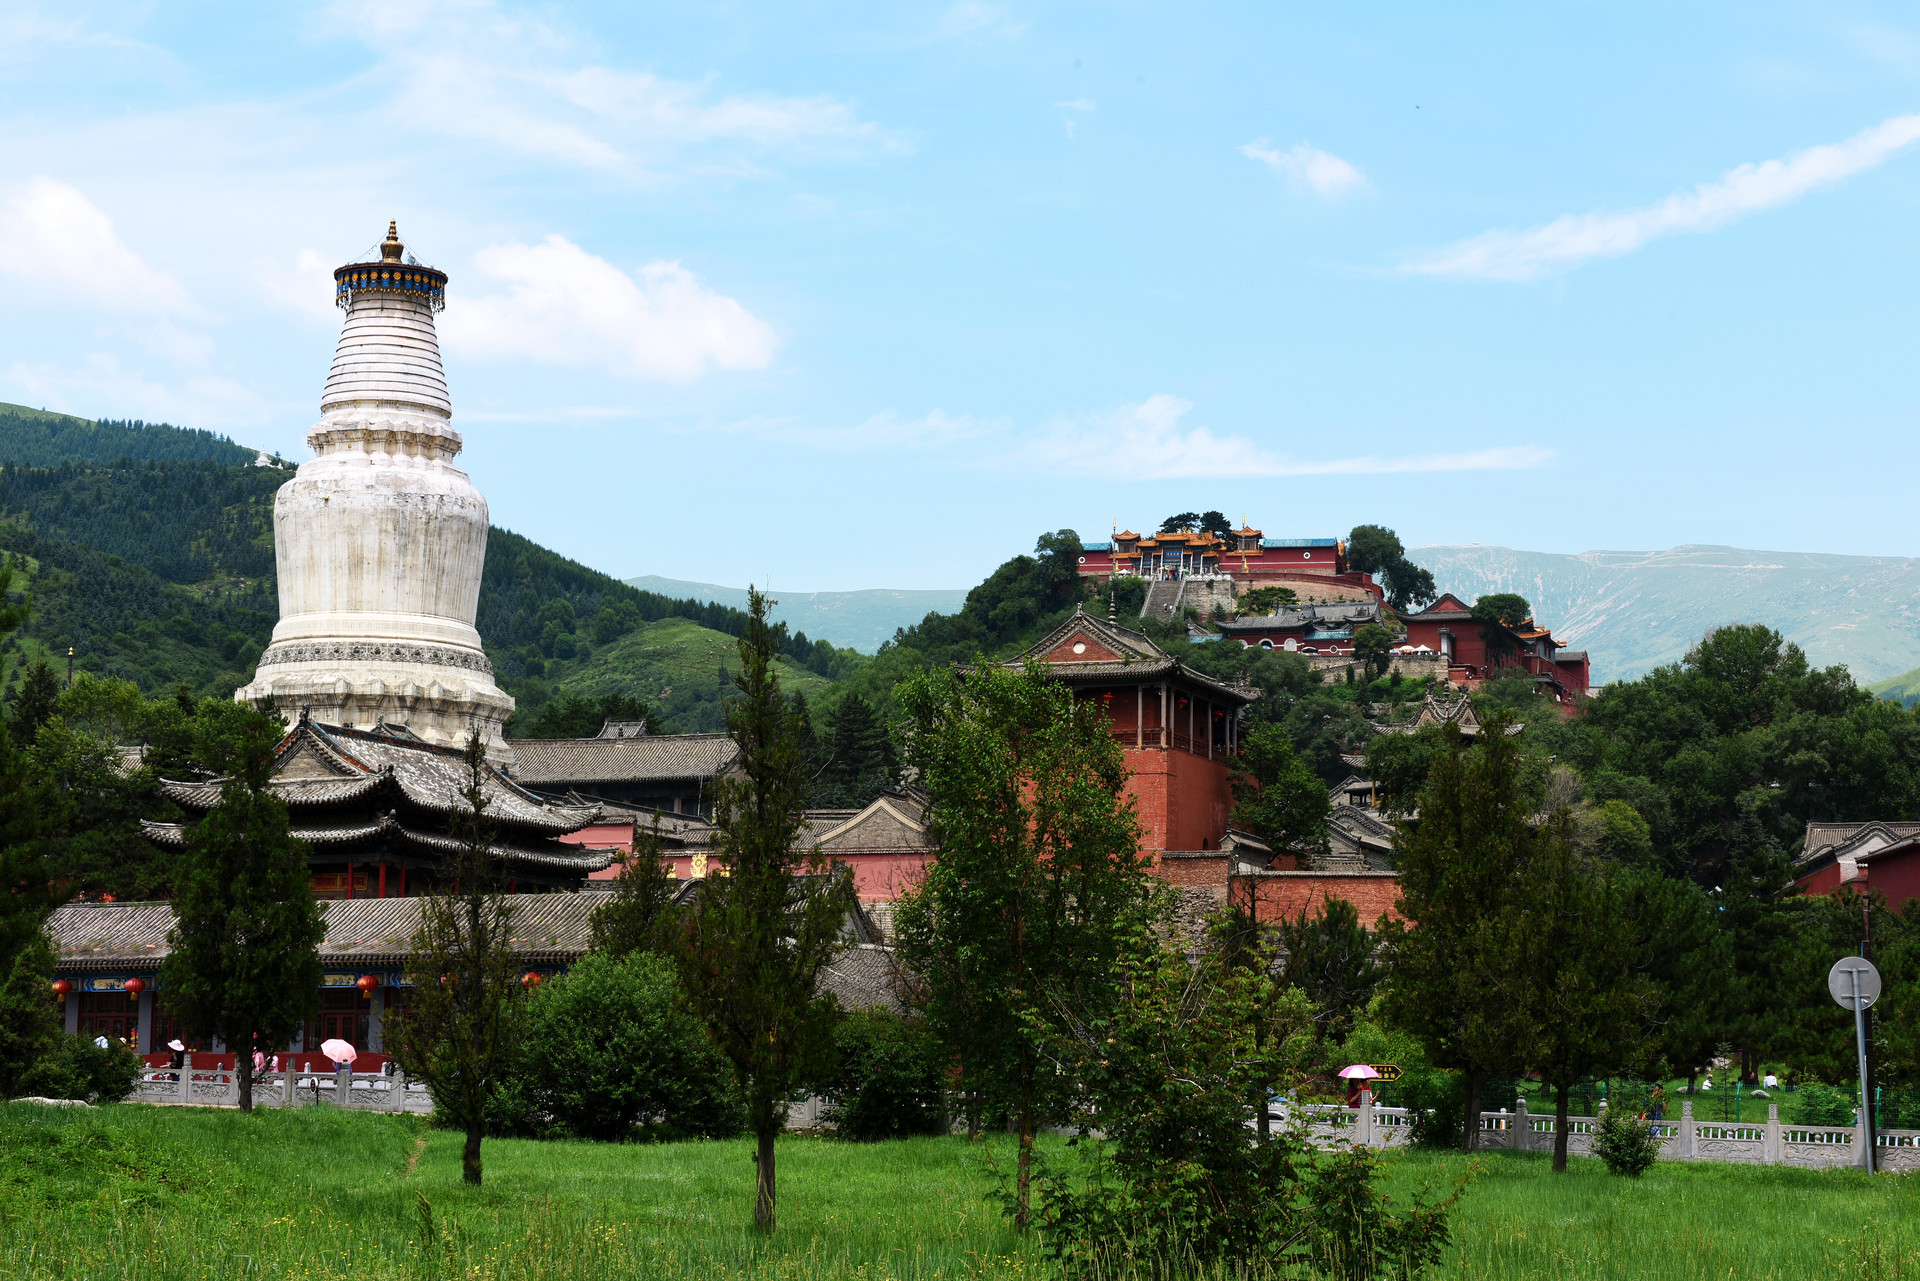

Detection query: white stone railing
xmin=131 ymin=1065 xmax=432 ymax=1114
xmin=1288 ymin=1094 xmax=1920 ymax=1172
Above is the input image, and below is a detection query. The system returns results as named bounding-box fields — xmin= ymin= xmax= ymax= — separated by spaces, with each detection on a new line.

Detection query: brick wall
xmin=1237 ymin=871 xmax=1402 ymax=926
xmin=1124 ymin=747 xmax=1233 ymax=851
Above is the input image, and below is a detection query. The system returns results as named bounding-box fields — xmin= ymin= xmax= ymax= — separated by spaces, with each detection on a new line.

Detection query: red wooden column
xmin=378 ymin=862 xmax=387 ymax=898
xmin=346 ymin=860 xmax=354 ymax=900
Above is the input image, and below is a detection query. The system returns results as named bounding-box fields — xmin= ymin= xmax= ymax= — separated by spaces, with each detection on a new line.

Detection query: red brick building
xmin=1398 ymin=593 xmax=1591 ymax=704
xmin=1016 ymin=609 xmax=1259 ymax=855
xmin=1794 ymin=820 xmax=1920 ymax=909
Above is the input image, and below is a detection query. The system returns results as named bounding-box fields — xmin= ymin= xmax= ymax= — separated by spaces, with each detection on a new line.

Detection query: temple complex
xmin=1078 ymin=524 xmax=1385 ymax=605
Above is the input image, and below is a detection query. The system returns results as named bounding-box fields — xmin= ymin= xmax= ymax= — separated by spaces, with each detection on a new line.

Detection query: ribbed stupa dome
xmin=237 ymin=222 xmax=515 ymax=761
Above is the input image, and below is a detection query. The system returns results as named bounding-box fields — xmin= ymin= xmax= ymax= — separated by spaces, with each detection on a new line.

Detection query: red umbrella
xmin=320 ymin=1039 xmax=357 ymax=1067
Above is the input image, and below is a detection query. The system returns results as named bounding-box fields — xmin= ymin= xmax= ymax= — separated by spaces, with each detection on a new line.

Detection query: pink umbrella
xmin=320 ymin=1039 xmax=357 ymax=1068
xmin=1338 ymin=1064 xmax=1381 ymax=1080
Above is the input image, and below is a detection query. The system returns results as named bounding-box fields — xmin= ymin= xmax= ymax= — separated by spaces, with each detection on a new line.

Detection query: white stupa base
xmin=237 ymin=651 xmax=516 ymax=767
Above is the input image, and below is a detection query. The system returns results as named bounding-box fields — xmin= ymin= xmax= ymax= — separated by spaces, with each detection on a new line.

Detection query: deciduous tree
xmin=895 ymin=658 xmax=1152 ymax=1229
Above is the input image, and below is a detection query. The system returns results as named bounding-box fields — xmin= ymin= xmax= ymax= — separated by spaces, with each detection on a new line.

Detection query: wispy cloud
xmin=440 ymin=234 xmax=778 ymax=381
xmin=3 ymin=353 xmax=268 ymax=430
xmin=1407 ymin=113 xmax=1920 ymax=281
xmin=0 ymin=176 xmax=195 ymax=317
xmin=1018 ymin=395 xmax=1551 ymax=479
xmin=775 ymin=409 xmax=1000 ymax=451
xmin=1241 ymin=140 xmax=1367 ymax=199
xmin=938 ymin=2 xmax=1026 ymax=39
xmin=325 ymin=0 xmax=901 ymax=175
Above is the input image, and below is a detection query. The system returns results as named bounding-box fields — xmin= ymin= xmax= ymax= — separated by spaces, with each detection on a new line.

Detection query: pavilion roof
xmin=157 ymin=719 xmax=599 ymax=837
xmin=1010 ymin=608 xmax=1258 ymax=705
xmin=511 ymin=732 xmax=739 ymax=787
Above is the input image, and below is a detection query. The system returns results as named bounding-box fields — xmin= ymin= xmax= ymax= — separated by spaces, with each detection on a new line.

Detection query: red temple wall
xmin=1124 ymin=747 xmax=1233 ymax=852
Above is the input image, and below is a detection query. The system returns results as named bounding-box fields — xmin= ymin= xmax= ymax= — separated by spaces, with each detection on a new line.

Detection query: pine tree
xmin=10 ymin=660 xmax=58 ymax=747
xmin=672 ymin=588 xmax=858 ymax=1234
xmin=158 ymin=701 xmax=325 ymax=1112
xmin=824 ymin=692 xmax=893 ymax=801
xmin=1379 ymin=716 xmax=1538 ymax=1151
xmin=895 ymin=659 xmax=1152 ymax=1229
xmin=385 ymin=730 xmax=529 ymax=1185
xmin=589 ymin=818 xmax=678 ymax=959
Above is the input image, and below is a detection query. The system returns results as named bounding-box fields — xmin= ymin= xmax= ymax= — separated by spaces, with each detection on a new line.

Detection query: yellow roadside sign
xmin=1371 ymin=1064 xmax=1402 ymax=1082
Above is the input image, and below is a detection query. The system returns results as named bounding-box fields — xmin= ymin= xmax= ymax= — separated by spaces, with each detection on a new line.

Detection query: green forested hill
xmin=0 ymin=403 xmax=257 ymax=467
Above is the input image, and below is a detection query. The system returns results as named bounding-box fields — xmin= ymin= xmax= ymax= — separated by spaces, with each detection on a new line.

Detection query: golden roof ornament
xmin=380 ymin=220 xmax=404 ymax=263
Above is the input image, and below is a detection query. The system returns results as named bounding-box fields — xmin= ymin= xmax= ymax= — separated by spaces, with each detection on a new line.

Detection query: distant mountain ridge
xmin=625 ymin=575 xmax=969 ymax=653
xmin=1407 ymin=544 xmax=1920 ymax=685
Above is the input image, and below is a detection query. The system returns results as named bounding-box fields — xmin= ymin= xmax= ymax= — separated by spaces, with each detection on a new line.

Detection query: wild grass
xmin=6 ymin=1102 xmax=1920 ymax=1280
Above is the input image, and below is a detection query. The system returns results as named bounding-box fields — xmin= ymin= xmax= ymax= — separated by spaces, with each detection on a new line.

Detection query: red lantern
xmin=521 ymin=971 xmax=544 ymax=989
xmin=124 ymin=977 xmax=146 ymax=997
xmin=51 ymin=979 xmax=72 ymax=1002
xmin=356 ymin=974 xmax=380 ymax=998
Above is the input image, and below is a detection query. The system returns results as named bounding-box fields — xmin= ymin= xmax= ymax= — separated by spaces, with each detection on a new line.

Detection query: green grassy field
xmin=6 ymin=1102 xmax=1920 ymax=1281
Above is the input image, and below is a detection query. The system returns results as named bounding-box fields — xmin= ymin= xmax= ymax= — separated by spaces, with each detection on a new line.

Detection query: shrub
xmin=822 ymin=1007 xmax=946 ymax=1140
xmin=489 ymin=951 xmax=743 ymax=1141
xmin=1793 ymin=1081 xmax=1855 ymax=1128
xmin=1396 ymin=1068 xmax=1467 ymax=1150
xmin=18 ymin=1033 xmax=142 ymax=1104
xmin=1592 ymin=1108 xmax=1660 ymax=1177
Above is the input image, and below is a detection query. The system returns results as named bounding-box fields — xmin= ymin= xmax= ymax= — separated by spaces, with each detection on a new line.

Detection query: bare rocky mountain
xmin=1406 ymin=544 xmax=1920 ymax=686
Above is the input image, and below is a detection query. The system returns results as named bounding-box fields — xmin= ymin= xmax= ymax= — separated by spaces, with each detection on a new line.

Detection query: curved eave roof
xmin=139 ymin=817 xmax=612 ymax=873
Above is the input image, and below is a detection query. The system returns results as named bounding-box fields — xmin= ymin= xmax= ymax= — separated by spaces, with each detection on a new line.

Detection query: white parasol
xmin=320 ymin=1038 xmax=358 ymax=1066
xmin=1337 ymin=1064 xmax=1381 ymax=1080
xmin=167 ymin=1039 xmax=185 ymax=1052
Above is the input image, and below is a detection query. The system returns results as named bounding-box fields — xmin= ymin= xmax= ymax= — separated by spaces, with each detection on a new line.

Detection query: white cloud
xmin=1408 ymin=113 xmax=1920 ymax=281
xmin=2 ymin=354 xmax=268 ymax=430
xmin=255 ymin=249 xmax=340 ymax=323
xmin=1019 ymin=395 xmax=1551 ymax=479
xmin=0 ymin=176 xmax=195 ymax=317
xmin=325 ymin=0 xmax=899 ymax=175
xmin=1057 ymin=99 xmax=1096 ymax=112
xmin=1241 ymin=140 xmax=1367 ymax=199
xmin=440 ymin=234 xmax=778 ymax=381
xmin=939 ymin=3 xmax=1026 ymax=38
xmin=775 ymin=408 xmax=999 ymax=451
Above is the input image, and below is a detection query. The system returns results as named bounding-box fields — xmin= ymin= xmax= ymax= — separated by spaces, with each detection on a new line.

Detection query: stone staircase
xmin=1141 ymin=579 xmax=1186 ymax=622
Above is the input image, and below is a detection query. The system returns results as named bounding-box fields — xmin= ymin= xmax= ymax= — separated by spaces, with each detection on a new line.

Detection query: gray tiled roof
xmin=48 ymin=893 xmax=608 ymax=970
xmin=511 ymin=733 xmax=740 ymax=786
xmin=1012 ymin=608 xmax=1259 ymax=705
xmin=162 ymin=721 xmax=599 ymax=836
xmin=820 ymin=944 xmax=906 ymax=1012
xmin=138 ymin=817 xmax=615 ymax=873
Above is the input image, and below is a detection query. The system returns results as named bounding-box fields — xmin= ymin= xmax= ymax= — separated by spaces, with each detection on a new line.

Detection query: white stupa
xmin=237 ymin=222 xmax=515 ymax=761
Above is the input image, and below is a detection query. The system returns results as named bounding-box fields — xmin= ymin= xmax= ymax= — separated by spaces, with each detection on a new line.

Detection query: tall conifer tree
xmin=159 ymin=701 xmax=324 ymax=1112
xmin=386 ymin=730 xmax=528 ymax=1185
xmin=673 ymin=588 xmax=857 ymax=1235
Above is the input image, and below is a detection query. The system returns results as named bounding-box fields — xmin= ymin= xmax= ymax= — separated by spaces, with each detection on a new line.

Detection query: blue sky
xmin=2 ymin=2 xmax=1919 ymax=590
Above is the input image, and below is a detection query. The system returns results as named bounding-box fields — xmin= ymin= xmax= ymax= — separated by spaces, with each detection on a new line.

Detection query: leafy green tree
xmin=32 ymin=676 xmax=180 ymax=901
xmin=1345 ymin=524 xmax=1436 ymax=612
xmin=672 ymin=588 xmax=858 ymax=1234
xmin=491 ymin=950 xmax=741 ymax=1142
xmin=0 ymin=936 xmax=61 ymax=1099
xmin=1470 ymin=594 xmax=1532 ymax=668
xmin=895 ymin=658 xmax=1152 ymax=1230
xmin=158 ymin=700 xmax=325 ymax=1112
xmin=1514 ymin=828 xmax=1658 ymax=1172
xmin=588 ymin=820 xmax=679 ymax=959
xmin=386 ymin=731 xmax=529 ymax=1185
xmin=1352 ymin=622 xmax=1395 ymax=682
xmin=823 ymin=1008 xmax=948 ymax=1141
xmin=1273 ymin=897 xmax=1384 ymax=1047
xmin=1229 ymin=722 xmax=1330 ymax=861
xmin=1156 ymin=511 xmax=1231 ymax=539
xmin=520 ymin=690 xmax=655 ymax=739
xmin=1365 ymin=724 xmax=1449 ymax=818
xmin=1239 ymin=585 xmax=1300 ymax=615
xmin=1380 ymin=717 xmax=1539 ymax=1151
